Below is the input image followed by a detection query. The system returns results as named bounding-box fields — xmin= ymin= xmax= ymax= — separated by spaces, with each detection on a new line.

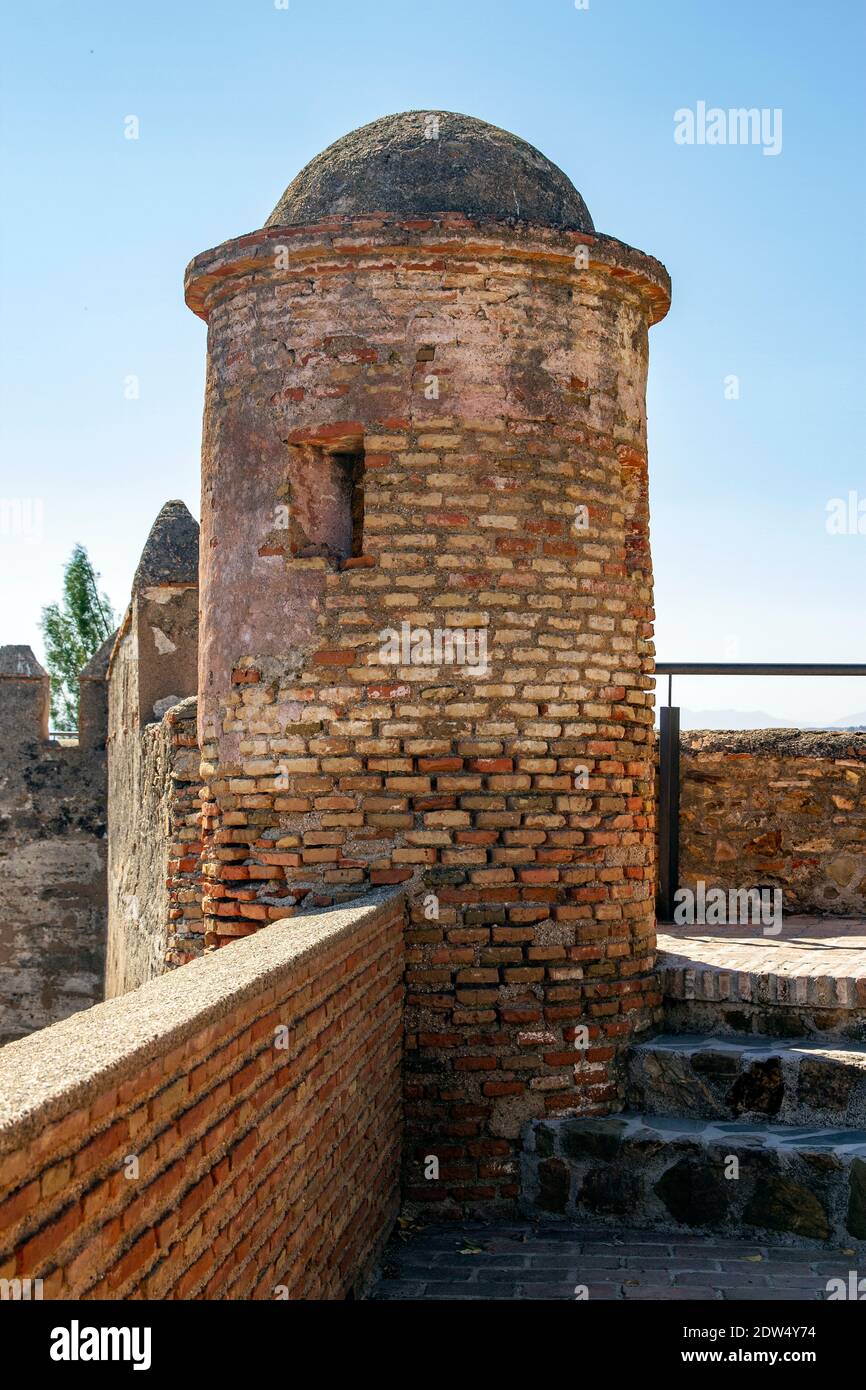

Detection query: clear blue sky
xmin=1 ymin=0 xmax=864 ymax=724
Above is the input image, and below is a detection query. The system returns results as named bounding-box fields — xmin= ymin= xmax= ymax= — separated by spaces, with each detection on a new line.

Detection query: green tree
xmin=40 ymin=545 xmax=115 ymax=730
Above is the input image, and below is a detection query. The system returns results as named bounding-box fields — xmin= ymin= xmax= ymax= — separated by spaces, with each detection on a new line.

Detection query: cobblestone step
xmin=521 ymin=1113 xmax=866 ymax=1248
xmin=627 ymin=1033 xmax=866 ymax=1128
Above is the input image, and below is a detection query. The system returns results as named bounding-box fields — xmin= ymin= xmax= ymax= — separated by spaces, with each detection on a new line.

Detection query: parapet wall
xmin=678 ymin=730 xmax=866 ymax=915
xmin=106 ymin=695 xmax=203 ymax=998
xmin=0 ymin=648 xmax=109 ymax=1044
xmin=0 ymin=889 xmax=404 ymax=1300
xmin=105 ymin=501 xmax=201 ymax=998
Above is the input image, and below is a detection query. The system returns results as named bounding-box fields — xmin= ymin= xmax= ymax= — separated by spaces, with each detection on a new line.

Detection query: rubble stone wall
xmin=105 ymin=517 xmax=201 ymax=1000
xmin=106 ymin=692 xmax=203 ymax=998
xmin=0 ymin=658 xmax=108 ymax=1045
xmin=0 ymin=743 xmax=107 ymax=1044
xmin=678 ymin=730 xmax=866 ymax=916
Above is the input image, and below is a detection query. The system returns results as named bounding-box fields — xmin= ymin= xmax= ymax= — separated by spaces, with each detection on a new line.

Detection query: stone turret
xmin=78 ymin=630 xmax=116 ymax=751
xmin=0 ymin=645 xmax=50 ymax=746
xmin=185 ymin=111 xmax=671 ymax=1211
xmin=129 ymin=500 xmax=199 ymax=726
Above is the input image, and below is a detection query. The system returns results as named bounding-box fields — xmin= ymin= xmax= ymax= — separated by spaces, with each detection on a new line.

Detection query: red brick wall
xmin=0 ymin=890 xmax=404 ymax=1299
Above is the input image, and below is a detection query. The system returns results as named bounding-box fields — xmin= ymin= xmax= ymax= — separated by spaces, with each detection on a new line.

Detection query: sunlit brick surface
xmin=0 ymin=893 xmax=403 ymax=1299
xmin=185 ymin=204 xmax=670 ymax=1212
xmin=677 ymin=730 xmax=866 ymax=917
xmin=660 ymin=916 xmax=866 ymax=993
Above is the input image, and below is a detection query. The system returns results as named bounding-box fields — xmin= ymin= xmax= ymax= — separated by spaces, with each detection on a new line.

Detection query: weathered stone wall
xmin=106 ymin=690 xmax=202 ymax=998
xmin=678 ymin=730 xmax=866 ymax=915
xmin=106 ymin=617 xmax=164 ymax=995
xmin=0 ymin=890 xmax=404 ymax=1300
xmin=185 ymin=209 xmax=670 ymax=1212
xmin=162 ymin=701 xmax=204 ymax=969
xmin=0 ymin=652 xmax=108 ymax=1044
xmin=0 ymin=746 xmax=107 ymax=1045
xmin=105 ymin=502 xmax=202 ymax=998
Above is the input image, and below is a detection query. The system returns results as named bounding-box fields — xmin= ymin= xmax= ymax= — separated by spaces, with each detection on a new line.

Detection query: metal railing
xmin=654 ymin=662 xmax=866 ymax=921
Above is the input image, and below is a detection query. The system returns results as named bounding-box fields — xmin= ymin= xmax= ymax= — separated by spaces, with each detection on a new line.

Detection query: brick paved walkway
xmin=659 ymin=915 xmax=866 ymax=1010
xmin=370 ymin=1223 xmax=861 ymax=1300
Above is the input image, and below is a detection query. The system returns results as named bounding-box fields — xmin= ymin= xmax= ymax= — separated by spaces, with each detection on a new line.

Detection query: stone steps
xmin=517 ymin=923 xmax=866 ymax=1248
xmin=627 ymin=1033 xmax=866 ymax=1128
xmin=522 ymin=1113 xmax=866 ymax=1248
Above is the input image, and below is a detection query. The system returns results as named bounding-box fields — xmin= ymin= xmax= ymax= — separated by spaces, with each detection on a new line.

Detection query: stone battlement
xmin=678 ymin=728 xmax=866 ymax=916
xmin=0 ymin=643 xmax=112 ymax=1043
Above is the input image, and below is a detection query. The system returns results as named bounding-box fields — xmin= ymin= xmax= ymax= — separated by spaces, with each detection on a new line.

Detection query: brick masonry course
xmin=0 ymin=889 xmax=404 ymax=1300
xmin=4 ymin=112 xmax=866 ymax=1291
xmin=659 ymin=915 xmax=866 ymax=1039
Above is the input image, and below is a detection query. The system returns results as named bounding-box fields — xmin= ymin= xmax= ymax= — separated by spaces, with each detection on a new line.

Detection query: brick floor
xmin=659 ymin=914 xmax=866 ymax=1010
xmin=369 ymin=1223 xmax=862 ymax=1300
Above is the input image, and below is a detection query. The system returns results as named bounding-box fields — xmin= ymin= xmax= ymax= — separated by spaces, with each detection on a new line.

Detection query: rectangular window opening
xmin=287 ymin=443 xmax=365 ymax=566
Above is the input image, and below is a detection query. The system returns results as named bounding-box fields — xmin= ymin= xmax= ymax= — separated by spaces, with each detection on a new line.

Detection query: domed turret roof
xmin=266 ymin=111 xmax=594 ymax=233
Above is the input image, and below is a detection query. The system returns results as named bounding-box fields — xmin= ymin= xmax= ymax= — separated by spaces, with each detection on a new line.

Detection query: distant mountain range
xmin=675 ymin=708 xmax=866 ymax=732
xmin=828 ymin=714 xmax=866 ymax=731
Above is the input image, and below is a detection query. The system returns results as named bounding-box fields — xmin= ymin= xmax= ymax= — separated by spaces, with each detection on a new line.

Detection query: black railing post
xmin=657 ymin=703 xmax=680 ymax=923
xmin=652 ymin=661 xmax=866 ymax=920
